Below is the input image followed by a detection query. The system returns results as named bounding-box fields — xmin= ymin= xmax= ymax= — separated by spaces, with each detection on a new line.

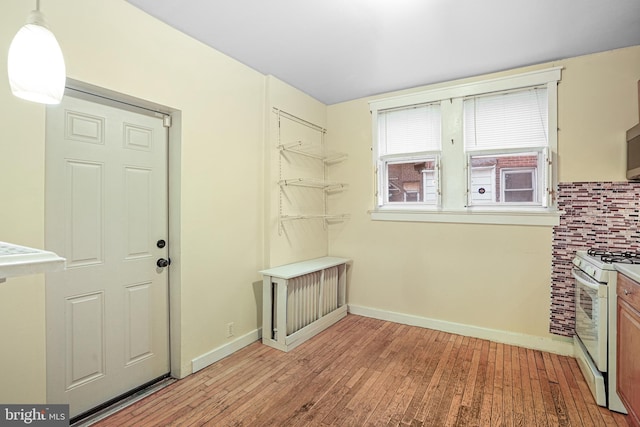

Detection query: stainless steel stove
xmin=573 ymin=249 xmax=627 ymax=413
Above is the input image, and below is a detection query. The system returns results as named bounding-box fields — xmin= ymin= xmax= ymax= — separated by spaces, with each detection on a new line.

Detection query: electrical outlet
xmin=226 ymin=322 xmax=234 ymax=338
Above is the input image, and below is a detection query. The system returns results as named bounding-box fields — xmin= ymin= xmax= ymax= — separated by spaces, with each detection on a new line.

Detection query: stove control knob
xmin=585 ymin=265 xmax=596 ymax=277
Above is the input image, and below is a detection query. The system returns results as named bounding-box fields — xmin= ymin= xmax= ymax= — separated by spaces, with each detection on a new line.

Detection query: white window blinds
xmin=463 ymin=87 xmax=548 ymax=151
xmin=378 ymin=103 xmax=441 ymax=155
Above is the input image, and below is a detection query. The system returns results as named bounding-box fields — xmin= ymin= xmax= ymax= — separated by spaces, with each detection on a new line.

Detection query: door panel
xmin=46 ymin=95 xmax=169 ymax=418
xmin=125 ymin=167 xmax=152 ymax=258
xmin=65 ymin=111 xmax=104 ymax=145
xmin=66 ymin=292 xmax=105 ymax=388
xmin=124 ymin=282 xmax=153 ymax=365
xmin=65 ymin=160 xmax=104 ymax=267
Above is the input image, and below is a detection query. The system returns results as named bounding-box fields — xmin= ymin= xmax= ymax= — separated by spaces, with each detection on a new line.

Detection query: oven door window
xmin=573 ymin=268 xmax=608 ymax=372
xmin=580 ymin=287 xmax=593 ymax=318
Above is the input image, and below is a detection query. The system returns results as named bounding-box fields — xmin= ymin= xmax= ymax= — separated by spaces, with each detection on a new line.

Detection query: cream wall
xmin=327 ymin=46 xmax=640 ymax=343
xmin=0 ymin=0 xmax=266 ymax=403
xmin=557 ymin=47 xmax=640 ymax=181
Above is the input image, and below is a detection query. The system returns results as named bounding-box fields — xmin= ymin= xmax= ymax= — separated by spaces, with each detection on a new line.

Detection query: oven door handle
xmin=572 ymin=268 xmax=607 ymax=296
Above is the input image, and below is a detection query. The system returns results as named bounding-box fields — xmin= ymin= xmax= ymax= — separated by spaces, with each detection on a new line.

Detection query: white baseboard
xmin=191 ymin=328 xmax=263 ymax=373
xmin=348 ymin=304 xmax=574 ymax=356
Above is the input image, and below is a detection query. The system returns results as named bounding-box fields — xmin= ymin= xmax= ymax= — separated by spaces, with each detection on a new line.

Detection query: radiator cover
xmin=259 ymin=256 xmax=350 ymax=352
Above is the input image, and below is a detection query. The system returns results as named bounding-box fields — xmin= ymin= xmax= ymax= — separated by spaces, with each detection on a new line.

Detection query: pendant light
xmin=7 ymin=0 xmax=66 ymax=104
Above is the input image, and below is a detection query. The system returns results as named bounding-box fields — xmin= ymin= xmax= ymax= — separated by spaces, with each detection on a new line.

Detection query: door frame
xmin=49 ymin=78 xmax=184 ymax=380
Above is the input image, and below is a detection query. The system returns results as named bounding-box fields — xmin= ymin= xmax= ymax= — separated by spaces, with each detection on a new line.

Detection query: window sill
xmin=369 ymin=208 xmax=560 ymax=226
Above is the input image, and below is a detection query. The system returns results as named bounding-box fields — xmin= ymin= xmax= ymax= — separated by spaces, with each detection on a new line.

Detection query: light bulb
xmin=7 ymin=10 xmax=66 ymax=104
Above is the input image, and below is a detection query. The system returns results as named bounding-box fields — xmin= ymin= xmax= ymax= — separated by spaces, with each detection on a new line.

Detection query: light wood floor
xmin=92 ymin=315 xmax=629 ymax=426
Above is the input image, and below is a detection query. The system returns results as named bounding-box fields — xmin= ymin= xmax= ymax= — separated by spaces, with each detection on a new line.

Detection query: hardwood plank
xmin=461 ymin=339 xmax=490 ymax=427
xmin=550 ymin=353 xmax=591 ymax=427
xmin=567 ymin=360 xmax=616 ymax=427
xmin=503 ymin=343 xmax=515 ymax=427
xmin=478 ymin=341 xmax=497 ymax=427
xmin=430 ymin=334 xmax=471 ymax=427
xmin=606 ymin=407 xmax=631 ymax=427
xmin=383 ymin=331 xmax=444 ymax=424
xmin=490 ymin=342 xmax=505 ymax=427
xmin=559 ymin=355 xmax=597 ymax=427
xmin=393 ymin=328 xmax=440 ymax=425
xmin=527 ymin=348 xmax=549 ymax=427
xmin=383 ymin=327 xmax=433 ymax=426
xmin=362 ymin=366 xmax=411 ymax=426
xmin=517 ymin=347 xmax=537 ymax=427
xmin=537 ymin=349 xmax=562 ymax=427
xmin=443 ymin=336 xmax=477 ymax=427
xmin=417 ymin=334 xmax=462 ymax=426
xmin=542 ymin=351 xmax=558 ymax=384
xmin=88 ymin=315 xmax=629 ymax=427
xmin=292 ymin=320 xmax=397 ymax=426
xmin=401 ymin=330 xmax=449 ymax=426
xmin=258 ymin=318 xmax=385 ymax=426
xmin=451 ymin=338 xmax=482 ymax=427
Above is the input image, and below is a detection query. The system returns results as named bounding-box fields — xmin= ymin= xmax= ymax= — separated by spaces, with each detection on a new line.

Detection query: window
xmin=376 ymin=103 xmax=441 ymax=207
xmin=464 ymin=87 xmax=549 ymax=207
xmin=502 ymin=168 xmax=536 ymax=202
xmin=468 ymin=152 xmax=543 ymax=205
xmin=370 ymin=67 xmax=561 ymax=226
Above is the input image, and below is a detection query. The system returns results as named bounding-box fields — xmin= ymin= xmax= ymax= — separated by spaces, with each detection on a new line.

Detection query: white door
xmin=45 ymin=94 xmax=170 ymax=418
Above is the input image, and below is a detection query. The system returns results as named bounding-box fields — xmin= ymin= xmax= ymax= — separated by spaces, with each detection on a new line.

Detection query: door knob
xmin=157 ymin=258 xmax=170 ymax=268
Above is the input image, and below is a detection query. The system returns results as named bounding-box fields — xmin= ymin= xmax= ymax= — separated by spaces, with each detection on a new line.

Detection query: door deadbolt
xmin=157 ymin=239 xmax=166 ymax=249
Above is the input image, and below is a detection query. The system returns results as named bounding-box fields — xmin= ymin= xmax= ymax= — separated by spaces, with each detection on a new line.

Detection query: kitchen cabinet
xmin=617 ymin=272 xmax=640 ymax=427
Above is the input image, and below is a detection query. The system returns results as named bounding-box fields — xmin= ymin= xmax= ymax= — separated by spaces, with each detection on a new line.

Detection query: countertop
xmin=0 ymin=241 xmax=65 ymax=282
xmin=615 ymin=263 xmax=640 ymax=283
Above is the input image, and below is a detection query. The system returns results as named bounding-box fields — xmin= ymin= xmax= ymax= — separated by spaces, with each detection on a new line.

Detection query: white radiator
xmin=260 ymin=257 xmax=349 ymax=352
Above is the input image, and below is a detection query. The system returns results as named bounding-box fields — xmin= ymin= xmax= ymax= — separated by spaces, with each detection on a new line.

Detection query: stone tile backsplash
xmin=551 ymin=181 xmax=640 ymax=336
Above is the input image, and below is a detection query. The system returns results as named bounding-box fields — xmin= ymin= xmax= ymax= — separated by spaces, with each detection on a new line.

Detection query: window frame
xmin=369 ymin=67 xmax=562 ymax=227
xmin=466 ymin=148 xmax=548 ymax=208
xmin=379 ymin=153 xmax=441 ymax=208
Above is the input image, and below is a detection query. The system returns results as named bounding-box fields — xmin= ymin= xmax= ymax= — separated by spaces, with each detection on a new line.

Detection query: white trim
xmin=383 ymin=155 xmax=440 ymax=206
xmin=191 ymin=328 xmax=262 ymax=373
xmin=348 ymin=304 xmax=573 ymax=356
xmin=370 ymin=209 xmax=560 ymax=226
xmin=370 ymin=67 xmax=561 ymax=223
xmin=369 ymin=67 xmax=562 ymax=112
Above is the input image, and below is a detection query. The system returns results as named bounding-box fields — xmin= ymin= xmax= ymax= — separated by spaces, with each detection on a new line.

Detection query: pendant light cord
xmin=36 ymin=0 xmax=40 ymax=11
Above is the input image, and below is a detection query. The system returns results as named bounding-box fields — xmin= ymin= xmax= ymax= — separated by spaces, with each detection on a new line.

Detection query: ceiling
xmin=126 ymin=0 xmax=640 ymax=105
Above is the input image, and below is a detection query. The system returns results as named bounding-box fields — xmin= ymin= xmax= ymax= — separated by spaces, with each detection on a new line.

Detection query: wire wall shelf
xmin=279 ymin=178 xmax=347 ymax=191
xmin=275 ymin=108 xmax=349 ymax=235
xmin=278 ymin=141 xmax=347 ymax=164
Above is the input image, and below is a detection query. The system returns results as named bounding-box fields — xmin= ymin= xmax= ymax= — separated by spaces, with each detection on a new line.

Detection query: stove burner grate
xmin=587 ymin=248 xmax=640 ymax=264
